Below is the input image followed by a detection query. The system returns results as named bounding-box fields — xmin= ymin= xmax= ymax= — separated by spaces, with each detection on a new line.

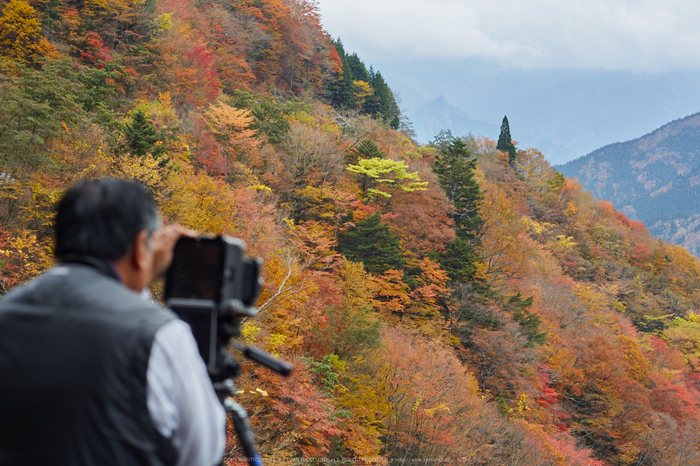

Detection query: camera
xmin=164 ymin=235 xmax=291 ymax=466
xmin=164 ymin=235 xmax=263 ymax=371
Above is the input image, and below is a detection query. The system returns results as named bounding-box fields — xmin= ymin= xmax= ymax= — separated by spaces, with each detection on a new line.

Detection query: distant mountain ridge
xmin=558 ymin=112 xmax=700 ymax=254
xmin=374 ymin=58 xmax=700 ymax=164
xmin=409 ymin=95 xmax=577 ymax=159
xmin=409 ymin=95 xmax=499 ymax=140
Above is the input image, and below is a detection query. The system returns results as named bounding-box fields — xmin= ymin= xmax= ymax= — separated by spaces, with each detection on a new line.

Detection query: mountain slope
xmin=4 ymin=0 xmax=700 ymax=462
xmin=558 ymin=112 xmax=700 ymax=254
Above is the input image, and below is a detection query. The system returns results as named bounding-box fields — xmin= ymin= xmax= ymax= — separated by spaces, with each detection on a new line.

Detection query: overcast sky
xmin=316 ymin=0 xmax=700 ymax=72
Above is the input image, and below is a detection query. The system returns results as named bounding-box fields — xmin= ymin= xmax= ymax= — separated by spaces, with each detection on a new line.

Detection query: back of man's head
xmin=55 ymin=178 xmax=159 ymax=262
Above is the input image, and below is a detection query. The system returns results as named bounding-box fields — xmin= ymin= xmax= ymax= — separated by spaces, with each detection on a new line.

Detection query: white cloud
xmin=316 ymin=0 xmax=700 ymax=71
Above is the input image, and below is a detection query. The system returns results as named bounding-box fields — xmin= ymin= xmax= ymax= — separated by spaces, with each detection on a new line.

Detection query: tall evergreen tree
xmin=376 ymin=72 xmax=400 ymax=129
xmin=325 ymin=39 xmax=355 ymax=108
xmin=496 ymin=115 xmax=517 ymax=168
xmin=432 ymin=137 xmax=483 ymax=236
xmin=344 ymin=52 xmax=370 ymax=83
xmin=365 ymin=69 xmax=395 ymax=125
xmin=504 ymin=292 xmax=546 ymax=346
xmin=441 ymin=236 xmax=479 ymax=283
xmin=431 ymin=129 xmax=456 ymax=149
xmin=338 ymin=212 xmax=404 ymax=274
xmin=347 ymin=139 xmax=384 ymax=164
xmin=125 ymin=110 xmax=165 ymax=158
xmin=431 ymin=134 xmax=484 ymax=282
xmin=325 ymin=39 xmax=400 ymax=129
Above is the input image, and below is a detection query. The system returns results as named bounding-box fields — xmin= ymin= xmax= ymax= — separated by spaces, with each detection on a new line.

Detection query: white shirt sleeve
xmin=146 ymin=319 xmax=227 ymax=466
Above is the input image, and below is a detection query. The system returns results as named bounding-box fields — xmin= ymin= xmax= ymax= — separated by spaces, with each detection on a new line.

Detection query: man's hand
xmin=150 ymin=225 xmax=197 ymax=283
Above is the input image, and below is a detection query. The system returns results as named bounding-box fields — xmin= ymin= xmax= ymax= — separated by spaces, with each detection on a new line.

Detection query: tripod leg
xmin=225 ymin=398 xmax=263 ymax=466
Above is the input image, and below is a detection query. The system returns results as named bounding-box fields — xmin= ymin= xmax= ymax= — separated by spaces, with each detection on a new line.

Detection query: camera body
xmin=164 ymin=235 xmax=289 ymax=466
xmin=164 ymin=236 xmax=262 ymax=371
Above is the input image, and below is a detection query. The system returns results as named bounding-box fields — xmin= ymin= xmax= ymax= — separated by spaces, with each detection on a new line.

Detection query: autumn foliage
xmin=3 ymin=1 xmax=700 ymax=465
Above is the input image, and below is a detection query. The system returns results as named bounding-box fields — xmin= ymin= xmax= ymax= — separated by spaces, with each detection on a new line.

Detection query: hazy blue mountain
xmin=557 ymin=112 xmax=700 ymax=255
xmin=410 ymin=95 xmax=577 ymax=159
xmin=376 ymin=58 xmax=700 ymax=164
xmin=409 ymin=95 xmax=499 ymax=141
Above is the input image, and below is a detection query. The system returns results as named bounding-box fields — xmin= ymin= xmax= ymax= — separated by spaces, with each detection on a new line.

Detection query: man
xmin=0 ymin=178 xmax=226 ymax=465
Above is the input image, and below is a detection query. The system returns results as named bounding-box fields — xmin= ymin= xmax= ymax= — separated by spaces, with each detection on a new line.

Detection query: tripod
xmin=167 ymin=298 xmax=292 ymax=466
xmin=212 ymin=341 xmax=293 ymax=466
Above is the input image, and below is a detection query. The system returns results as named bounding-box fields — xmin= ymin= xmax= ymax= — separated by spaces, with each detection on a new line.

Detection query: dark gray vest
xmin=0 ymin=263 xmax=177 ymax=466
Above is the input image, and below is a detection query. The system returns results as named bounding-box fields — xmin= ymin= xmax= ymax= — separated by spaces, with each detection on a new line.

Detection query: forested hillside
xmin=558 ymin=113 xmax=700 ymax=256
xmin=2 ymin=0 xmax=700 ymax=464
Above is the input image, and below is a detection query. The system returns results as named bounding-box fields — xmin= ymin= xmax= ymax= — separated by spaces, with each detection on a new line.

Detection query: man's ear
xmin=131 ymin=229 xmax=152 ymax=271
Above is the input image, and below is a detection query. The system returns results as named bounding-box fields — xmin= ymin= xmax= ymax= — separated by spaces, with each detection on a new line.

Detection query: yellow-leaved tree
xmin=0 ymin=0 xmax=56 ymax=64
xmin=347 ymin=157 xmax=428 ymax=202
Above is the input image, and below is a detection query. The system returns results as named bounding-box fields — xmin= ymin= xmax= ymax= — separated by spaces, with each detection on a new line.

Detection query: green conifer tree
xmin=504 ymin=292 xmax=546 ymax=345
xmin=125 ymin=110 xmax=165 ymax=158
xmin=440 ymin=236 xmax=479 ymax=283
xmin=431 ymin=134 xmax=484 ymax=282
xmin=432 ymin=136 xmax=483 ymax=236
xmin=347 ymin=139 xmax=384 ymax=164
xmin=325 ymin=40 xmax=401 ymax=129
xmin=367 ymin=70 xmax=400 ymax=130
xmin=338 ymin=212 xmax=404 ymax=274
xmin=496 ymin=115 xmax=517 ymax=168
xmin=345 ymin=52 xmax=370 ymax=83
xmin=325 ymin=39 xmax=356 ymax=108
